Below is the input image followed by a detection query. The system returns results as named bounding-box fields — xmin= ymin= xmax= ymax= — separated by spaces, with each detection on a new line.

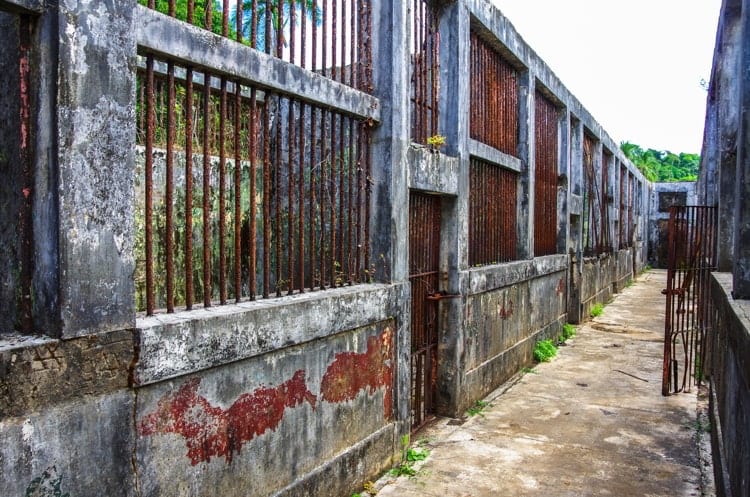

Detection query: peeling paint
xmin=138 ymin=370 xmax=316 ymax=465
xmin=320 ymin=327 xmax=394 ymax=419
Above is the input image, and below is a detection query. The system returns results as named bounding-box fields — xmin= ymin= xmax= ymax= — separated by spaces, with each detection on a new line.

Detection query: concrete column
xmin=370 ymin=0 xmax=411 ymax=432
xmin=556 ymin=106 xmax=570 ymax=254
xmin=717 ymin=10 xmax=743 ymax=272
xmin=517 ymin=72 xmax=535 ymax=260
xmin=434 ymin=0 xmax=470 ymax=417
xmin=732 ymin=0 xmax=750 ymax=298
xmin=54 ymin=0 xmax=136 ymax=337
xmin=593 ymin=140 xmax=603 ymax=251
xmin=567 ymin=115 xmax=583 ymax=323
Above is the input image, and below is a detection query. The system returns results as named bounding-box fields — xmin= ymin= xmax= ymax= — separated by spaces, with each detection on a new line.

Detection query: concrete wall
xmin=708 ymin=274 xmax=750 ymax=497
xmin=648 ymin=181 xmax=698 ymax=268
xmin=698 ymin=2 xmax=750 ymax=496
xmin=0 ymin=0 xmax=652 ymax=495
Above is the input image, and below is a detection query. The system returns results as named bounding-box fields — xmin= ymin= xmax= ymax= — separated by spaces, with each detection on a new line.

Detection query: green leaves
xmin=620 ymin=141 xmax=700 ymax=182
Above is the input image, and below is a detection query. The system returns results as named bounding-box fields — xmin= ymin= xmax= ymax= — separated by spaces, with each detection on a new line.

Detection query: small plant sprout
xmin=562 ymin=323 xmax=576 ymax=341
xmin=426 ymin=134 xmax=446 ymax=149
xmin=533 ymin=339 xmax=557 ymax=362
xmin=590 ymin=303 xmax=604 ymax=318
xmin=388 ymin=434 xmax=431 ymax=478
xmin=466 ymin=399 xmax=489 ymax=417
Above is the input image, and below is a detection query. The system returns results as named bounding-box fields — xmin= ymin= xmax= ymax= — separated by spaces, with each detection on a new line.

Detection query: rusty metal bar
xmin=145 ymin=55 xmax=156 ymax=315
xmin=249 ymin=88 xmax=258 ymax=299
xmin=262 ymin=93 xmax=271 ymax=297
xmin=202 ymin=70 xmax=213 ymax=308
xmin=298 ymin=102 xmax=306 ymax=292
xmin=234 ymin=80 xmax=242 ymax=302
xmin=165 ymin=62 xmax=176 ymax=312
xmin=287 ymin=98 xmax=296 ymax=295
xmin=219 ymin=76 xmax=228 ymax=304
xmin=309 ymin=106 xmax=318 ymax=290
xmin=184 ymin=68 xmax=194 ymax=310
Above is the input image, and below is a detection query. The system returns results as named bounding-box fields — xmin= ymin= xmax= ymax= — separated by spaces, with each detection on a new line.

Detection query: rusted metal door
xmin=409 ymin=192 xmax=441 ymax=430
xmin=662 ymin=206 xmax=717 ymax=395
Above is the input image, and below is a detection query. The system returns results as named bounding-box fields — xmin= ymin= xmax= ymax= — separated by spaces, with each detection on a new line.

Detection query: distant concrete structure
xmin=0 ymin=1 xmax=650 ymax=496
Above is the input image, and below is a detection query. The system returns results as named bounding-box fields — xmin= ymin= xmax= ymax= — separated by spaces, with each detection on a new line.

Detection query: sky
xmin=490 ymin=0 xmax=722 ymax=154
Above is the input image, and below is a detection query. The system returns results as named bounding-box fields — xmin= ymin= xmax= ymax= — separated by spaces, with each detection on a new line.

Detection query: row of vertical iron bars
xmin=144 ymin=0 xmax=373 ymax=93
xmin=582 ymin=134 xmax=637 ymax=256
xmin=468 ymin=158 xmax=518 ymax=265
xmin=138 ymin=57 xmax=372 ymax=314
xmin=469 ymin=31 xmax=519 ymax=156
xmin=662 ymin=205 xmax=717 ymax=395
xmin=533 ymin=91 xmax=559 ymax=257
xmin=410 ymin=0 xmax=440 ymax=145
xmin=408 ymin=192 xmax=441 ymax=430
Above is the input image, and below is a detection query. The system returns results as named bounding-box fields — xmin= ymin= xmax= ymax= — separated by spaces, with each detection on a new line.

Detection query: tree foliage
xmin=620 ymin=141 xmax=700 ymax=183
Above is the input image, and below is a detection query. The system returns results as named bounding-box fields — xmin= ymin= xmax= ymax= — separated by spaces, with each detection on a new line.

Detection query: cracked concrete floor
xmin=373 ymin=270 xmax=712 ymax=497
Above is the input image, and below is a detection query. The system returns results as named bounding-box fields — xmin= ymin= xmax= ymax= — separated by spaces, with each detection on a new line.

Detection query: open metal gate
xmin=409 ymin=192 xmax=441 ymax=430
xmin=662 ymin=206 xmax=717 ymax=395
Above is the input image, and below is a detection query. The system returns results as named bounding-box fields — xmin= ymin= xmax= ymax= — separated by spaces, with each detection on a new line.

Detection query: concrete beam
xmin=733 ymin=0 xmax=750 ymax=298
xmin=0 ymin=0 xmax=43 ymax=14
xmin=468 ymin=138 xmax=522 ymax=173
xmin=135 ymin=283 xmax=406 ymax=385
xmin=135 ymin=6 xmax=380 ymax=123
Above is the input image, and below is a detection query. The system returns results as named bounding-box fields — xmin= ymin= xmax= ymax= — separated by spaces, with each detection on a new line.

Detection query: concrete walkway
xmin=372 ymin=270 xmax=712 ymax=497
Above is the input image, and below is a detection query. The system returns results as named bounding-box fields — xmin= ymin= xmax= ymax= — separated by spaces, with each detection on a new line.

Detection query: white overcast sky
xmin=490 ymin=0 xmax=722 ymax=154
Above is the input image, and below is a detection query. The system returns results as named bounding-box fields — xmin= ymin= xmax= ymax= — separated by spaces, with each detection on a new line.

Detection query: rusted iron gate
xmin=662 ymin=205 xmax=717 ymax=395
xmin=409 ymin=192 xmax=441 ymax=430
xmin=410 ymin=0 xmax=440 ymax=145
xmin=533 ymin=90 xmax=558 ymax=256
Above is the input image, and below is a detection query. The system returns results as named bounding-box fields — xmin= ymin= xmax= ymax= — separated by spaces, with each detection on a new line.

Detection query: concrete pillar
xmin=733 ymin=0 xmax=750 ymax=298
xmin=717 ymin=10 xmax=743 ymax=272
xmin=556 ymin=106 xmax=570 ymax=254
xmin=517 ymin=71 xmax=535 ymax=259
xmin=370 ymin=0 xmax=411 ymax=431
xmin=54 ymin=0 xmax=136 ymax=337
xmin=567 ymin=115 xmax=583 ymax=323
xmin=434 ymin=0 xmax=470 ymax=417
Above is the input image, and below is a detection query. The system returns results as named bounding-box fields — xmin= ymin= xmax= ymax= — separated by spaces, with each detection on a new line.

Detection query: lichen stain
xmin=320 ymin=327 xmax=394 ymax=420
xmin=138 ymin=370 xmax=316 ymax=465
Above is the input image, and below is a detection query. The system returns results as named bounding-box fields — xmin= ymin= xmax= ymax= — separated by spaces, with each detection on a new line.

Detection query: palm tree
xmin=232 ymin=0 xmax=321 ymax=53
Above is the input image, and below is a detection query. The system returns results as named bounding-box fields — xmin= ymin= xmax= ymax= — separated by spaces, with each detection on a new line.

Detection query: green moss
xmin=590 ymin=303 xmax=604 ymax=318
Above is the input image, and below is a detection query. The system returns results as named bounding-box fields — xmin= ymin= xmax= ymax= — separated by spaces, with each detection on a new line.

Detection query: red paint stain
xmin=320 ymin=328 xmax=394 ymax=420
xmin=557 ymin=277 xmax=565 ymax=296
xmin=138 ymin=370 xmax=316 ymax=465
xmin=499 ymin=300 xmax=514 ymax=319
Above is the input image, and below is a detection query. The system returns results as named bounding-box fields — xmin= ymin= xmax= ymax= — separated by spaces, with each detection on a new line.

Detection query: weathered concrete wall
xmin=0 ymin=0 xmax=655 ymax=495
xmin=136 ymin=319 xmax=398 ymax=497
xmin=0 ymin=332 xmax=136 ymax=497
xmin=460 ymin=256 xmax=568 ymax=408
xmin=648 ymin=182 xmax=698 ymax=268
xmin=708 ymin=273 xmax=750 ymax=497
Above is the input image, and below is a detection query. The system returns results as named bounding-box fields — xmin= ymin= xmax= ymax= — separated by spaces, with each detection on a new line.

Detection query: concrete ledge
xmin=135 ymin=283 xmax=408 ymax=385
xmin=711 ymin=272 xmax=750 ymax=399
xmin=0 ymin=0 xmax=43 ymax=14
xmin=135 ymin=5 xmax=380 ymax=122
xmin=407 ymin=145 xmax=460 ymax=195
xmin=468 ymin=139 xmax=523 ymax=172
xmin=465 ymin=254 xmax=568 ymax=295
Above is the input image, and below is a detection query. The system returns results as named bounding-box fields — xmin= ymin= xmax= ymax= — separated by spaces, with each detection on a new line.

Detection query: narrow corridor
xmin=374 ymin=270 xmax=712 ymax=497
